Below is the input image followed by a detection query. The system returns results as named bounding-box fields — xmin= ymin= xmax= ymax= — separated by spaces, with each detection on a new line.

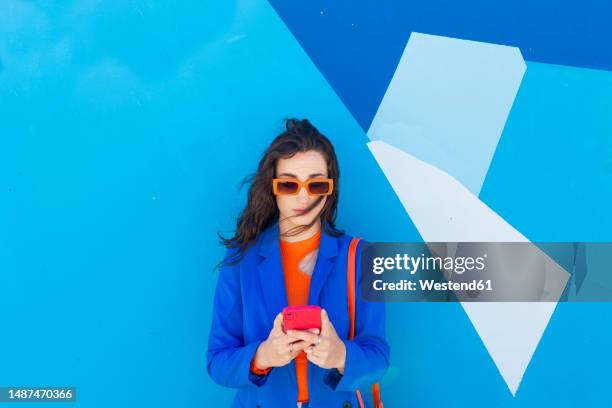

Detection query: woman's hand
xmin=287 ymin=309 xmax=347 ymax=374
xmin=253 ymin=313 xmax=318 ymax=370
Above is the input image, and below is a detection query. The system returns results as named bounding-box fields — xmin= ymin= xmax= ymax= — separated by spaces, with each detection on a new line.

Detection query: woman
xmin=207 ymin=118 xmax=389 ymax=408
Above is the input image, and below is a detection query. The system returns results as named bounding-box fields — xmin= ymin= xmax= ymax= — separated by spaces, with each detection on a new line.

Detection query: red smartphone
xmin=282 ymin=305 xmax=321 ymax=333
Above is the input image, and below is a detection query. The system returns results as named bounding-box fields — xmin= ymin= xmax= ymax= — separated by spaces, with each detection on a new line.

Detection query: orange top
xmin=280 ymin=230 xmax=321 ymax=402
xmin=250 ymin=230 xmax=321 ymax=402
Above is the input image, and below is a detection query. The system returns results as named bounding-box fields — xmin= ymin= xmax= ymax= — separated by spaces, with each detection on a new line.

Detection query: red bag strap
xmin=347 ymin=238 xmax=360 ymax=340
xmin=347 ymin=238 xmax=383 ymax=408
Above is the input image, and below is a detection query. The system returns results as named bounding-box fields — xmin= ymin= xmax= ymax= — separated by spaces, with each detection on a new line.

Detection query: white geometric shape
xmin=368 ymin=140 xmax=569 ymax=395
xmin=368 ymin=32 xmax=526 ymax=195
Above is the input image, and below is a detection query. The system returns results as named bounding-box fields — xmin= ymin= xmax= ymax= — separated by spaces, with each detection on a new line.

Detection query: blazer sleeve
xmin=206 ymin=248 xmax=270 ymax=388
xmin=325 ymin=239 xmax=390 ymax=391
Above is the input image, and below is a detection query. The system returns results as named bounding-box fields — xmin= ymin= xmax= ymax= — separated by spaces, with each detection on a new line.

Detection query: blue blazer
xmin=207 ymin=221 xmax=390 ymax=408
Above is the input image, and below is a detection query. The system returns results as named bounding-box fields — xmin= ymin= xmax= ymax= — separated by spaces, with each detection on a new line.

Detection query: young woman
xmin=207 ymin=118 xmax=389 ymax=408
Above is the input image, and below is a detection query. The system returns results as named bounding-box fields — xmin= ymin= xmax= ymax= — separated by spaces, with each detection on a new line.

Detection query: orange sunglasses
xmin=272 ymin=178 xmax=334 ymax=196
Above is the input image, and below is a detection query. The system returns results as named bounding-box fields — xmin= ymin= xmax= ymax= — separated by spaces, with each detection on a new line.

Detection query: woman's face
xmin=275 ymin=150 xmax=329 ymax=228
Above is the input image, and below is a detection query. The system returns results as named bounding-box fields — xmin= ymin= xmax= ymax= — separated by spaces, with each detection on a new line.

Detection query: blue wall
xmin=1 ymin=1 xmax=611 ymax=407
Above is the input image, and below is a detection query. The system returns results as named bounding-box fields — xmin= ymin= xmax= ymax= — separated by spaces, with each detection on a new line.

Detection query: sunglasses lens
xmin=276 ymin=180 xmax=299 ymax=194
xmin=308 ymin=181 xmax=331 ymax=195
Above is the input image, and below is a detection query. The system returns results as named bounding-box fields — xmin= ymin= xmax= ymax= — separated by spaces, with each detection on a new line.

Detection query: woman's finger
xmin=286 ymin=330 xmax=319 ymax=344
xmin=272 ymin=334 xmax=296 ymax=351
xmin=280 ymin=339 xmax=311 ymax=356
xmin=307 ymin=346 xmax=328 ymax=359
xmin=306 ymin=352 xmax=323 ymax=366
xmin=320 ymin=309 xmax=336 ymax=335
xmin=271 ymin=313 xmax=284 ymax=334
xmin=289 ymin=340 xmax=311 ymax=352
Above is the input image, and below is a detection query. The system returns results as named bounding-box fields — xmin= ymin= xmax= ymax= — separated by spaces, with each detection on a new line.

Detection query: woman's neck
xmin=279 ymin=218 xmax=322 ymax=242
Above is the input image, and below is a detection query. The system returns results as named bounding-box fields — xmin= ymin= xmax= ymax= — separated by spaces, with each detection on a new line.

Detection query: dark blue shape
xmin=267 ymin=0 xmax=612 ymax=131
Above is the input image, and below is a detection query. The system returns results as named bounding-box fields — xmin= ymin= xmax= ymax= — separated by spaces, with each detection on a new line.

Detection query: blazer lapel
xmin=257 ymin=221 xmax=289 ymax=322
xmin=307 ymin=225 xmax=339 ymax=306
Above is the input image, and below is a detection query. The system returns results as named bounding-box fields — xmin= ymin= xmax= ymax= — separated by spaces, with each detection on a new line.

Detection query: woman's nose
xmin=297 ymin=186 xmax=309 ymax=200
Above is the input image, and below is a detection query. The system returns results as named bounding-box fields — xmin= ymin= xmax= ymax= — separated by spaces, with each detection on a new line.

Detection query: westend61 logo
xmin=371 ymin=253 xmax=487 ymax=275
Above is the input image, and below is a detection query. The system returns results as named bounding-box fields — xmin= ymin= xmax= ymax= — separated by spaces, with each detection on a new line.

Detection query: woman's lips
xmin=293 ymin=208 xmax=307 ymax=214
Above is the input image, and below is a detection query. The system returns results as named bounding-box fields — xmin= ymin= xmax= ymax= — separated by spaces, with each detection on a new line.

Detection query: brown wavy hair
xmin=217 ymin=118 xmax=344 ymax=268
